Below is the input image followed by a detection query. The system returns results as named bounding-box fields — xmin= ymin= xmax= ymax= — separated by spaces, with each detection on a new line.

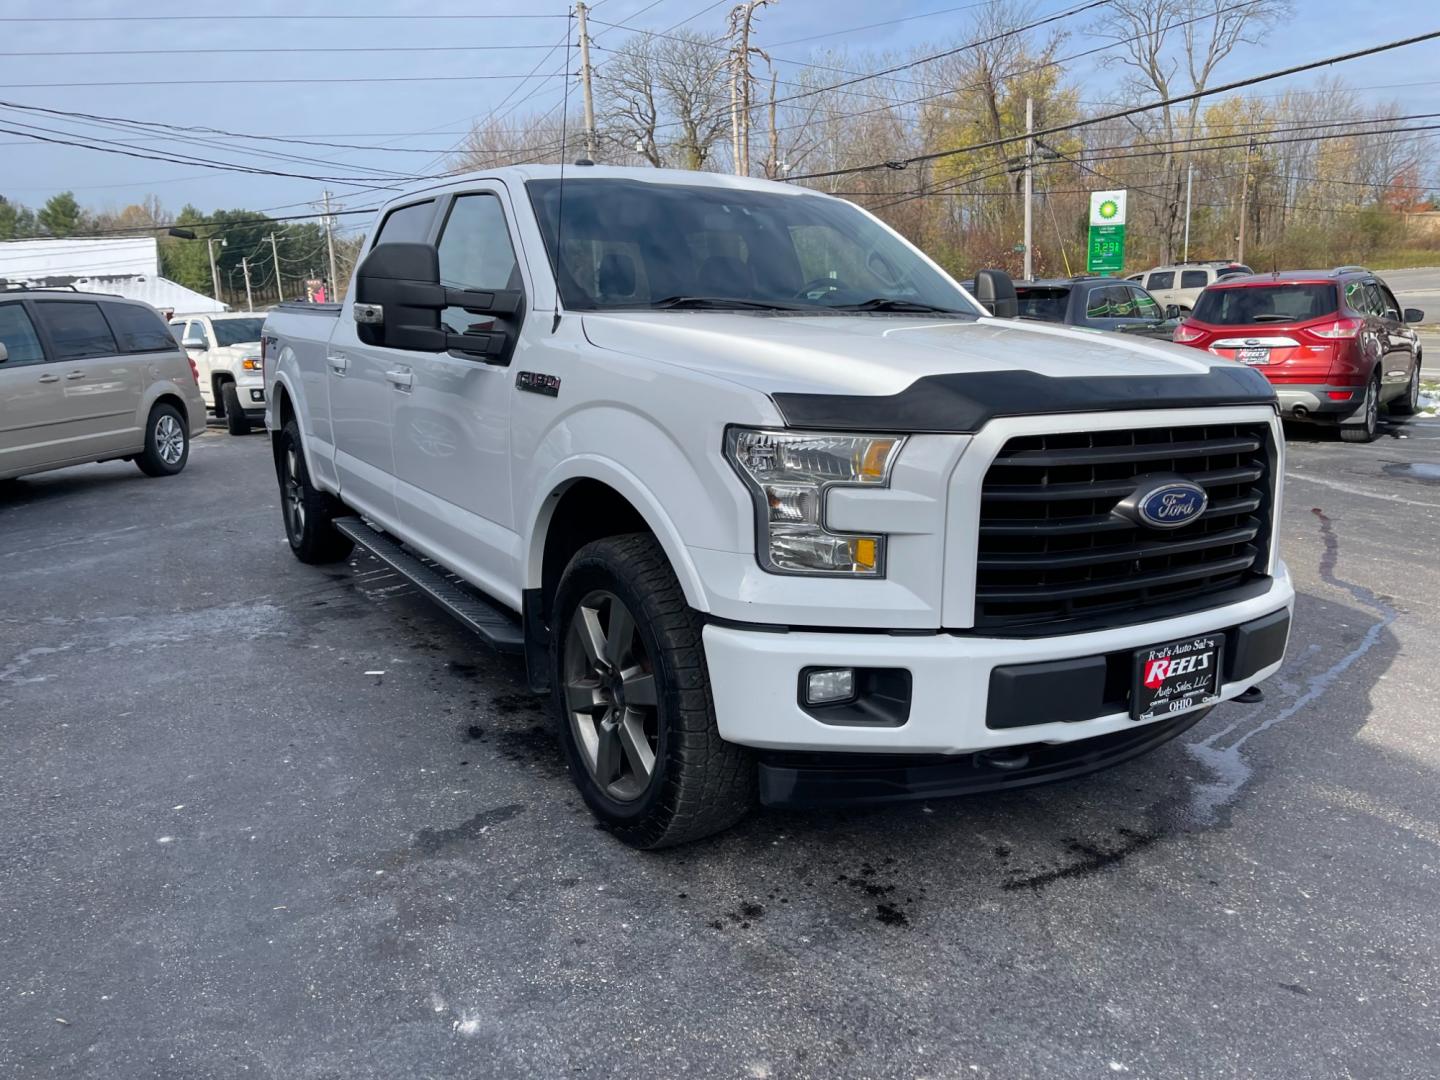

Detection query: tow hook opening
xmin=977 ymin=747 xmax=1030 ymax=771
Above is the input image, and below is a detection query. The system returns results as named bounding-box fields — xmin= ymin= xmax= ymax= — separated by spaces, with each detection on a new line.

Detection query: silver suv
xmin=1127 ymin=261 xmax=1252 ymax=314
xmin=0 ymin=288 xmax=206 ymax=482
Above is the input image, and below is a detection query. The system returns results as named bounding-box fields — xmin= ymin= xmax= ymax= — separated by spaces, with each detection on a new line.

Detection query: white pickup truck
xmin=263 ymin=165 xmax=1293 ymax=848
xmin=171 ymin=312 xmax=267 ymax=434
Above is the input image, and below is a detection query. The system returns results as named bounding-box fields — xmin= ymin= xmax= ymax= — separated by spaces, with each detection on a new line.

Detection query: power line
xmin=0 ymin=12 xmax=570 ymax=20
xmin=0 ymin=44 xmax=569 ymax=57
xmin=0 ymin=73 xmax=572 ymax=90
xmin=787 ymin=30 xmax=1440 ymax=181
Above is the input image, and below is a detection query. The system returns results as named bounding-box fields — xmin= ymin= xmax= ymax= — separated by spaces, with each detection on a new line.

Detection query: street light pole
xmin=241 ymin=256 xmax=254 ymax=313
xmin=207 ymin=237 xmax=225 ymax=304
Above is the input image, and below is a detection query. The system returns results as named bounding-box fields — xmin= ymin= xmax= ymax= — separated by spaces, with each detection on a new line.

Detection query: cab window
xmin=1376 ymin=282 xmax=1402 ymax=320
xmin=0 ymin=302 xmax=47 ymax=366
xmin=374 ymin=200 xmax=436 ymax=246
xmin=1086 ymin=286 xmax=1126 ymax=319
xmin=1129 ymin=287 xmax=1162 ymax=319
xmin=436 ymin=193 xmax=522 ymax=337
xmin=182 ymin=321 xmax=211 ymax=348
xmin=34 ymin=301 xmax=118 ymax=360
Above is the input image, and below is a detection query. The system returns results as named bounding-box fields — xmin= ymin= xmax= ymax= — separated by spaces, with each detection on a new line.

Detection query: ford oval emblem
xmin=1135 ymin=480 xmax=1208 ymax=529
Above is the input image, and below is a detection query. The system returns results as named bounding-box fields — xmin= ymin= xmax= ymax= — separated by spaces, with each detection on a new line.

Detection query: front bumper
xmin=1274 ymin=384 xmax=1362 ymax=421
xmin=703 ymin=563 xmax=1293 ymax=759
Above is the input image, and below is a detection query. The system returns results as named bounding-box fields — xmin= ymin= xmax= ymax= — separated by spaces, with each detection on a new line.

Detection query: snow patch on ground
xmin=1417 ymin=384 xmax=1439 ymax=417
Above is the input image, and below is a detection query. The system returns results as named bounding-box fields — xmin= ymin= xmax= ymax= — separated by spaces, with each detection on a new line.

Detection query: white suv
xmin=1128 ymin=262 xmax=1252 ymax=314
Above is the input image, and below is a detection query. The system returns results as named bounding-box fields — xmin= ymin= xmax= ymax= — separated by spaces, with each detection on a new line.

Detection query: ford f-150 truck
xmin=264 ymin=165 xmax=1293 ymax=848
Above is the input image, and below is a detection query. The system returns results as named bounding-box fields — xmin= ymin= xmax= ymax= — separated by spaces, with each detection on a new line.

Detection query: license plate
xmin=1132 ymin=634 xmax=1224 ymax=722
xmin=1237 ymin=347 xmax=1270 ymax=365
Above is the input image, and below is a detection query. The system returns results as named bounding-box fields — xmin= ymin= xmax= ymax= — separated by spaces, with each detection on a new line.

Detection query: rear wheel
xmin=135 ymin=403 xmax=189 ymax=477
xmin=1389 ymin=364 xmax=1420 ymax=416
xmin=278 ymin=420 xmax=353 ymax=564
xmin=1340 ymin=372 xmax=1380 ymax=443
xmin=551 ymin=533 xmax=755 ymax=849
xmin=222 ymin=382 xmax=251 ymax=435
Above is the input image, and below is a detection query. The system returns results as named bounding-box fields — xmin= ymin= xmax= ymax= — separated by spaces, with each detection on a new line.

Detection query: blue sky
xmin=1 ymin=0 xmax=1436 ymax=228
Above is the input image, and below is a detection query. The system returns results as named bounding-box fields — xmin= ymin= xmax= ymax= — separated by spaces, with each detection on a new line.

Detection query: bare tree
xmin=598 ymin=29 xmax=731 ymax=170
xmin=1101 ymin=0 xmax=1289 ymax=261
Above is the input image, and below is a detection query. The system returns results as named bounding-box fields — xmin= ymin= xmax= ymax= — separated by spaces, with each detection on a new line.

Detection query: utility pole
xmin=727 ymin=1 xmax=772 ymax=176
xmin=322 ymin=190 xmax=339 ymax=303
xmin=576 ymin=2 xmax=597 ymax=161
xmin=1236 ymin=137 xmax=1255 ymax=265
xmin=1183 ymin=161 xmax=1194 ymax=262
xmin=206 ymin=236 xmax=225 ymax=303
xmin=1022 ymin=96 xmax=1034 ymax=281
xmin=241 ymin=256 xmax=254 ymax=313
xmin=268 ymin=233 xmax=283 ymax=304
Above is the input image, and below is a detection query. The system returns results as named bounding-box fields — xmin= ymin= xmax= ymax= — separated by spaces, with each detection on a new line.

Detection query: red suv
xmin=1172 ymin=268 xmax=1424 ymax=442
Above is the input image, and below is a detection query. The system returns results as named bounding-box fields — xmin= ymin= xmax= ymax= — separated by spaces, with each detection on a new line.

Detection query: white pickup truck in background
xmin=171 ymin=312 xmax=267 ymax=434
xmin=263 ymin=165 xmax=1294 ymax=848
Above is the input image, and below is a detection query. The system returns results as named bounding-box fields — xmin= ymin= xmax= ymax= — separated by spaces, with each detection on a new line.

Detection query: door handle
xmin=65 ymin=371 xmax=86 ymax=381
xmin=38 ymin=373 xmax=60 ymax=384
xmin=384 ymin=369 xmax=414 ymax=390
xmin=327 ymin=353 xmax=348 ymax=375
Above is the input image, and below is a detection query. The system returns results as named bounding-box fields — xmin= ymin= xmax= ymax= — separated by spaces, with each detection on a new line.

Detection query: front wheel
xmin=1340 ymin=371 xmax=1380 ymax=443
xmin=1389 ymin=364 xmax=1421 ymax=416
xmin=135 ymin=403 xmax=189 ymax=477
xmin=222 ymin=382 xmax=251 ymax=435
xmin=550 ymin=534 xmax=755 ymax=849
xmin=277 ymin=420 xmax=353 ymax=564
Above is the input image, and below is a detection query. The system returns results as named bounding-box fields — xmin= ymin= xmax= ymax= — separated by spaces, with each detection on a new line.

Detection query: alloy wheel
xmin=562 ymin=590 xmax=659 ymax=803
xmin=155 ymin=414 xmax=184 ymax=465
xmin=284 ymin=447 xmax=306 ymax=537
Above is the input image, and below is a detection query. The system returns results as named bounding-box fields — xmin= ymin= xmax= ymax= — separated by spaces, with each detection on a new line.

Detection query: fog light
xmin=805 ymin=668 xmax=855 ymax=705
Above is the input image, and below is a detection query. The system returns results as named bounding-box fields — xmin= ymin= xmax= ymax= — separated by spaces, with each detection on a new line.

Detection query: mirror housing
xmin=1163 ymin=303 xmax=1182 ymax=320
xmin=1404 ymin=307 xmax=1425 ymax=324
xmin=353 ymin=241 xmax=521 ymax=363
xmin=183 ymin=339 xmax=207 ymax=351
xmin=973 ymin=269 xmax=1018 ymax=318
xmin=0 ymin=342 xmax=8 ymax=363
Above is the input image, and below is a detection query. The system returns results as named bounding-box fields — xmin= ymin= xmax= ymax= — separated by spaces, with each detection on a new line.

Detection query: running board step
xmin=333 ymin=518 xmax=525 ymax=653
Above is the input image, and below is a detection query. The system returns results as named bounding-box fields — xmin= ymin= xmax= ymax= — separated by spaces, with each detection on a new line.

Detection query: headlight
xmin=724 ymin=428 xmax=904 ymax=576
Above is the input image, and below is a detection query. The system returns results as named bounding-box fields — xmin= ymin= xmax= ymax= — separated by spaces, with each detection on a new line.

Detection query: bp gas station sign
xmin=1087 ymin=189 xmax=1127 ymax=273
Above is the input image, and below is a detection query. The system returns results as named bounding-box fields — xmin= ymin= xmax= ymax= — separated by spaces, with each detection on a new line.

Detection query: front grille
xmin=974 ymin=423 xmax=1275 ymax=632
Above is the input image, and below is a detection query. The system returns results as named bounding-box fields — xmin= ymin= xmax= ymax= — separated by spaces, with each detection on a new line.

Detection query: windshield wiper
xmin=827 ymin=297 xmax=968 ymax=314
xmin=647 ymin=295 xmax=804 ymax=311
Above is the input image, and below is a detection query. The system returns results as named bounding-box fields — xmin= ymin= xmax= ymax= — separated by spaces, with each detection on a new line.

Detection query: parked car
xmin=1172 ymin=267 xmax=1424 ymax=442
xmin=170 ymin=312 xmax=267 ymax=435
xmin=0 ymin=288 xmax=205 ymax=481
xmin=1012 ymin=276 xmax=1181 ymax=338
xmin=265 ymin=165 xmax=1292 ymax=847
xmin=1127 ymin=261 xmax=1253 ymax=314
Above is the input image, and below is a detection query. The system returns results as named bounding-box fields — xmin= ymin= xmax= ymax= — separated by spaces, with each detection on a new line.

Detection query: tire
xmin=550 ymin=533 xmax=756 ymax=849
xmin=135 ymin=403 xmax=189 ymax=477
xmin=1340 ymin=371 xmax=1380 ymax=443
xmin=221 ymin=382 xmax=251 ymax=435
xmin=1389 ymin=364 xmax=1420 ymax=416
xmin=277 ymin=420 xmax=354 ymax=564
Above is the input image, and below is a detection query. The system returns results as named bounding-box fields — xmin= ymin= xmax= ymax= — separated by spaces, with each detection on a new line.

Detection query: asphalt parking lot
xmin=3 ymin=415 xmax=1439 ymax=1079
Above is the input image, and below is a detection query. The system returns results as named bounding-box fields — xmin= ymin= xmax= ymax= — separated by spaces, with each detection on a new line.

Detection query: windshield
xmin=1192 ymin=284 xmax=1336 ymax=325
xmin=1015 ymin=286 xmax=1070 ymax=321
xmin=526 ymin=179 xmax=979 ymax=315
xmin=212 ymin=318 xmax=264 ymax=346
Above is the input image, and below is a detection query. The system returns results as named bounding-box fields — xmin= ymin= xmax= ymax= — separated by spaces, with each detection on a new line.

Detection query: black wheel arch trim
xmin=771 ymin=366 xmax=1277 ymax=434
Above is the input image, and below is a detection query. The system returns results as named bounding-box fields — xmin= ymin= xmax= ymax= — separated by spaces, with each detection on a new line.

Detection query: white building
xmin=0 ymin=236 xmax=226 ymax=314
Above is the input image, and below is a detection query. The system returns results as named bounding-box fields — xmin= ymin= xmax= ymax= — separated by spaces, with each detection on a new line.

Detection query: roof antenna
xmin=551 ymin=6 xmax=575 ymax=334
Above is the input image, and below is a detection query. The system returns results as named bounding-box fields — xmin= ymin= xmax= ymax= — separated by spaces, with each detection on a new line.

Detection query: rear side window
xmin=0 ymin=302 xmax=47 ymax=365
xmin=1192 ymin=284 xmax=1337 ymax=325
xmin=1014 ymin=286 xmax=1069 ymax=321
xmin=34 ymin=301 xmax=118 ymax=360
xmin=1147 ymin=271 xmax=1175 ymax=290
xmin=103 ymin=302 xmax=175 ymax=353
xmin=1180 ymin=270 xmax=1208 ymax=289
xmin=374 ymin=200 xmax=436 ymax=246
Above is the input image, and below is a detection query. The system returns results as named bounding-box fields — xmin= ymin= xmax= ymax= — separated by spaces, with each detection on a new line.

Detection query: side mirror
xmin=354 ymin=241 xmax=521 ymax=363
xmin=1404 ymin=307 xmax=1424 ymax=324
xmin=974 ymin=269 xmax=1018 ymax=318
xmin=1163 ymin=304 xmax=1182 ymax=320
xmin=184 ymin=339 xmax=207 ymax=351
xmin=0 ymin=342 xmax=8 ymax=363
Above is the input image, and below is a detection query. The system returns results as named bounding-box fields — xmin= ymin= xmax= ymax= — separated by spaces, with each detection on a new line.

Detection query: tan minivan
xmin=0 ymin=289 xmax=207 ymax=482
